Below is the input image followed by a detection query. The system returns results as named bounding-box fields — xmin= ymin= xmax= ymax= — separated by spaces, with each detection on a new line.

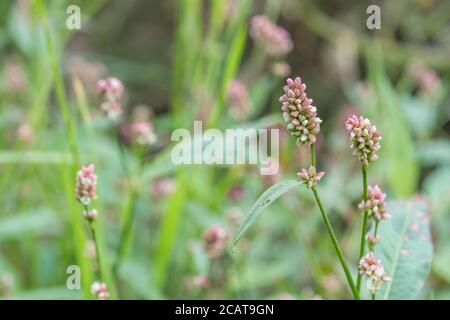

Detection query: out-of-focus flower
xmin=297 ymin=166 xmax=325 ymax=189
xmin=130 ymin=121 xmax=157 ymax=146
xmin=228 ymin=80 xmax=251 ymax=120
xmin=96 ymin=77 xmax=124 ymax=119
xmin=271 ymin=62 xmax=291 ymax=78
xmin=17 ymin=122 xmax=34 ymax=144
xmin=366 ymin=233 xmax=380 ymax=246
xmin=4 ymin=60 xmax=27 ymax=92
xmin=311 ymin=295 xmax=323 ymax=300
xmin=0 ymin=273 xmax=13 ymax=297
xmin=75 ymin=164 xmax=98 ymax=206
xmin=91 ymin=281 xmax=110 ymax=300
xmin=358 ymin=185 xmax=390 ymax=221
xmin=250 ymin=15 xmax=293 ymax=56
xmin=203 ymin=225 xmax=228 ymax=258
xmin=279 ymin=77 xmax=322 ymax=145
xmin=228 ymin=185 xmax=245 ymax=202
xmin=345 ymin=115 xmax=381 ymax=166
xmin=152 ymin=177 xmax=176 ymax=198
xmin=408 ymin=60 xmax=441 ymax=95
xmin=359 ymin=252 xmax=390 ymax=295
xmin=83 ymin=209 xmax=97 ymax=222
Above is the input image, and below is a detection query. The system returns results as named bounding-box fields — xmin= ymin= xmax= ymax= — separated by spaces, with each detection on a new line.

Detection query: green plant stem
xmin=308 ymin=144 xmax=359 ymax=299
xmin=84 ymin=205 xmax=104 ymax=282
xmin=311 ymin=186 xmax=360 ymax=299
xmin=310 ymin=144 xmax=316 ymax=167
xmin=89 ymin=221 xmax=103 ymax=281
xmin=114 ymin=187 xmax=138 ymax=276
xmin=357 ymin=164 xmax=369 ymax=292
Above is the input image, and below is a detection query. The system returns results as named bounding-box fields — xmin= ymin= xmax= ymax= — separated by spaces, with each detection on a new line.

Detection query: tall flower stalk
xmin=345 ymin=115 xmax=384 ymax=294
xmin=280 ymin=77 xmax=359 ymax=299
xmin=76 ymin=164 xmax=109 ymax=299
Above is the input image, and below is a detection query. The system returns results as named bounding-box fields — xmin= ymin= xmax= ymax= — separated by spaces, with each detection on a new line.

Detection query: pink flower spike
xmin=280 ymin=77 xmax=322 ymax=145
xmin=96 ymin=77 xmax=124 ymax=119
xmin=345 ymin=115 xmax=382 ymax=166
xmin=359 ymin=185 xmax=389 ymax=221
xmin=75 ymin=164 xmax=98 ymax=206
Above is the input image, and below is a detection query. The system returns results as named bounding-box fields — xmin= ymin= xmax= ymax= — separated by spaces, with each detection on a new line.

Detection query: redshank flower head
xmin=359 ymin=185 xmax=390 ymax=221
xmin=297 ymin=166 xmax=325 ymax=189
xmin=130 ymin=121 xmax=157 ymax=146
xmin=91 ymin=281 xmax=110 ymax=300
xmin=250 ymin=15 xmax=293 ymax=56
xmin=75 ymin=164 xmax=98 ymax=205
xmin=279 ymin=77 xmax=322 ymax=145
xmin=96 ymin=77 xmax=124 ymax=119
xmin=359 ymin=252 xmax=391 ymax=294
xmin=345 ymin=115 xmax=382 ymax=166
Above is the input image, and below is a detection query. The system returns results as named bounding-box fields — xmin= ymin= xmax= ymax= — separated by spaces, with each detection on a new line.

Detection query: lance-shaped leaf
xmin=233 ymin=180 xmax=302 ymax=249
xmin=375 ymin=200 xmax=433 ymax=300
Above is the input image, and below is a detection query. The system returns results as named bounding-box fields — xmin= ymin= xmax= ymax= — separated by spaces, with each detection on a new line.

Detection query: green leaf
xmin=375 ymin=200 xmax=433 ymax=300
xmin=0 ymin=209 xmax=62 ymax=242
xmin=233 ymin=180 xmax=302 ymax=248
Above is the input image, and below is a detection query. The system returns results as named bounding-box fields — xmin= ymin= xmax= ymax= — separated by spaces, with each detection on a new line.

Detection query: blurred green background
xmin=0 ymin=0 xmax=449 ymax=299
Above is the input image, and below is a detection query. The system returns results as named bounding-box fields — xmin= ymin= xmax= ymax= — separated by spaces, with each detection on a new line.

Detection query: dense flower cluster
xmin=91 ymin=281 xmax=110 ymax=300
xmin=96 ymin=77 xmax=124 ymax=119
xmin=75 ymin=164 xmax=98 ymax=206
xmin=345 ymin=115 xmax=382 ymax=166
xmin=130 ymin=121 xmax=157 ymax=146
xmin=297 ymin=166 xmax=325 ymax=189
xmin=279 ymin=77 xmax=322 ymax=145
xmin=359 ymin=252 xmax=391 ymax=295
xmin=250 ymin=15 xmax=293 ymax=56
xmin=203 ymin=225 xmax=228 ymax=258
xmin=359 ymin=185 xmax=390 ymax=221
xmin=228 ymin=80 xmax=251 ymax=120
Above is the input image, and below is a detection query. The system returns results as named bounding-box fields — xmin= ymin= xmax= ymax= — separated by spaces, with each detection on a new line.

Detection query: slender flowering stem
xmin=309 ymin=147 xmax=359 ymax=299
xmin=311 ymin=186 xmax=359 ymax=299
xmin=84 ymin=205 xmax=104 ymax=282
xmin=357 ymin=164 xmax=369 ymax=292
